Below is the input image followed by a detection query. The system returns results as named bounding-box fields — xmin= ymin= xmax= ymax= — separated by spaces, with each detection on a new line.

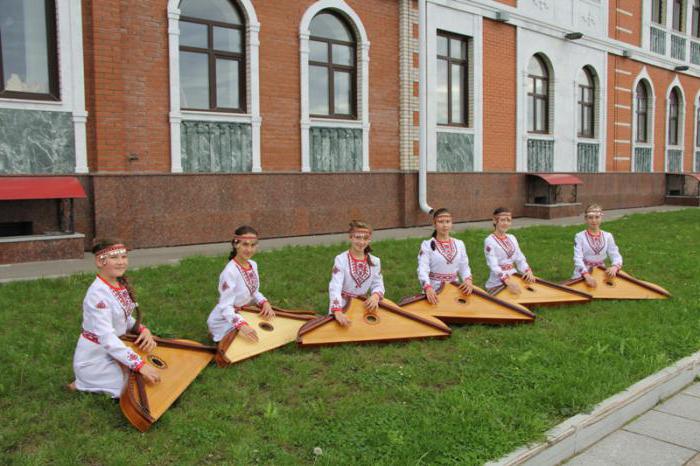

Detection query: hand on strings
xmin=334 ymin=311 xmax=351 ymax=327
xmin=238 ymin=323 xmax=259 ymax=342
xmin=522 ymin=269 xmax=535 ymax=283
xmin=584 ymin=273 xmax=597 ymax=288
xmin=505 ymin=277 xmax=522 ymax=295
xmin=425 ymin=286 xmax=438 ymax=305
xmin=364 ymin=293 xmax=381 ymax=311
xmin=606 ymin=266 xmax=619 ymax=279
xmin=459 ymin=278 xmax=473 ymax=295
xmin=135 ymin=327 xmax=157 ymax=353
xmin=259 ymin=301 xmax=275 ymax=320
xmin=139 ymin=364 xmax=161 ymax=385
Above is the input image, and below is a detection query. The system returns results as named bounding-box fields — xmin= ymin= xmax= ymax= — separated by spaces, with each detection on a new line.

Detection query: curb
xmin=486 ymin=350 xmax=700 ymax=466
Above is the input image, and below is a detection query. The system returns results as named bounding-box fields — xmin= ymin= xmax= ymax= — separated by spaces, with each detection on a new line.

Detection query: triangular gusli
xmin=297 ymin=297 xmax=451 ymax=346
xmin=490 ymin=273 xmax=592 ymax=307
xmin=562 ymin=266 xmax=670 ymax=300
xmin=120 ymin=335 xmax=216 ymax=432
xmin=398 ymin=282 xmax=535 ymax=324
xmin=216 ymin=305 xmax=317 ymax=366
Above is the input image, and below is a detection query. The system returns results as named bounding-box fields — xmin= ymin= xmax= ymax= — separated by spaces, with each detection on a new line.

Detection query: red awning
xmin=529 ymin=173 xmax=583 ymax=185
xmin=689 ymin=173 xmax=700 ymax=182
xmin=0 ymin=176 xmax=87 ymax=201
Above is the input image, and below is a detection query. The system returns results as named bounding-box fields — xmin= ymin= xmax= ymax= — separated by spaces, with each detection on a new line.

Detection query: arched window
xmin=578 ymin=68 xmax=595 ymax=138
xmin=179 ymin=0 xmax=245 ymax=112
xmin=0 ymin=0 xmax=59 ymax=100
xmin=668 ymin=87 xmax=681 ymax=145
xmin=527 ymin=55 xmax=549 ymax=134
xmin=308 ymin=11 xmax=356 ymax=118
xmin=635 ymin=81 xmax=650 ymax=143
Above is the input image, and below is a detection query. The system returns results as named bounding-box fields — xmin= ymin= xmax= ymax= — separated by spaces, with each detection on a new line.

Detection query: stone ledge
xmin=486 ymin=350 xmax=700 ymax=466
xmin=0 ymin=233 xmax=85 ymax=264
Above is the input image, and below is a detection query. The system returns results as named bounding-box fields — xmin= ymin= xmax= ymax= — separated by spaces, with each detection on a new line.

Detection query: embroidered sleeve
xmin=511 ymin=236 xmax=531 ymax=274
xmin=573 ymin=233 xmax=587 ymax=275
xmin=484 ymin=238 xmax=508 ymax=281
xmin=219 ymin=265 xmax=245 ymax=325
xmin=457 ymin=241 xmax=472 ymax=281
xmin=328 ymin=255 xmax=345 ymax=314
xmin=84 ymin=293 xmax=143 ymax=371
xmin=369 ymin=257 xmax=385 ymax=300
xmin=251 ymin=263 xmax=267 ymax=306
xmin=417 ymin=241 xmax=432 ymax=289
xmin=607 ymin=233 xmax=623 ymax=269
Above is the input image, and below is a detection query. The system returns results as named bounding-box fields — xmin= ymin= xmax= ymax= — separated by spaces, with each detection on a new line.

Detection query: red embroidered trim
xmin=221 ymin=281 xmax=229 ymax=291
xmin=428 ymin=271 xmax=457 ymax=282
xmin=234 ymin=319 xmax=247 ymax=329
xmin=133 ymin=360 xmax=145 ymax=372
xmin=585 ymin=231 xmax=606 ymax=255
xmin=96 ymin=301 xmax=107 ymax=309
xmin=492 ymin=234 xmax=516 ymax=258
xmin=347 ymin=252 xmax=371 ymax=288
xmin=81 ymin=330 xmax=100 ymax=344
xmin=97 ymin=275 xmax=124 ymax=291
xmin=235 ymin=260 xmax=259 ymax=296
xmin=434 ymin=238 xmax=457 ymax=264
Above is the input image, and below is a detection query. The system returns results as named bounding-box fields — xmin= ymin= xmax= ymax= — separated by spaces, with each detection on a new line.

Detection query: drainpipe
xmin=418 ymin=0 xmax=432 ymax=214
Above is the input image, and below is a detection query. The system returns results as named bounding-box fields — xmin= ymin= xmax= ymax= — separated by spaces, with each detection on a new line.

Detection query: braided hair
xmin=429 ymin=207 xmax=451 ymax=251
xmin=348 ymin=220 xmax=374 ymax=266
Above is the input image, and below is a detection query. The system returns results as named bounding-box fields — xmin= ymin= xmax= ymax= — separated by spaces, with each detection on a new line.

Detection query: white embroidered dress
xmin=72 ymin=276 xmax=144 ymax=398
xmin=484 ymin=233 xmax=531 ymax=289
xmin=417 ymin=238 xmax=472 ymax=290
xmin=572 ymin=230 xmax=623 ymax=279
xmin=207 ymin=259 xmax=268 ymax=342
xmin=328 ymin=252 xmax=385 ymax=314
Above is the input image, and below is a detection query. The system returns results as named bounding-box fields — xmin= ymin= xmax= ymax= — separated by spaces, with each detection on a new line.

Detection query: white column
xmin=168 ymin=7 xmax=183 ymax=173
xmin=69 ymin=0 xmax=88 ymax=173
xmin=300 ymin=31 xmax=311 ymax=172
xmin=361 ymin=40 xmax=370 ymax=171
xmin=249 ymin=23 xmax=262 ymax=172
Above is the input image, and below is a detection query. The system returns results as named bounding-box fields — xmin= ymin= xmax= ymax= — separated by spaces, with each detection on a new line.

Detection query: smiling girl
xmin=572 ymin=204 xmax=623 ymax=287
xmin=484 ymin=207 xmax=535 ymax=294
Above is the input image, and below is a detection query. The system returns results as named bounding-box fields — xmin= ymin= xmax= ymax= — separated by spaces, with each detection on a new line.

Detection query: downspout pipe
xmin=418 ymin=0 xmax=432 ymax=214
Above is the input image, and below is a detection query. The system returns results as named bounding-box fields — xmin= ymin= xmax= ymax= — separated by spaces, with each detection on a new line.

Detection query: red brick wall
xmin=607 ymin=56 xmax=700 ymax=172
xmin=482 ymin=19 xmax=517 ymax=171
xmin=608 ymin=0 xmax=642 ymax=46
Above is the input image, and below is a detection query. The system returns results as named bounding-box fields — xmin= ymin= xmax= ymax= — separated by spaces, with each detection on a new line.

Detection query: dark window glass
xmin=308 ymin=11 xmax=356 ymax=118
xmin=673 ymin=0 xmax=684 ymax=31
xmin=668 ymin=88 xmax=681 ymax=145
xmin=696 ymin=104 xmax=700 ymax=146
xmin=0 ymin=0 xmax=59 ymax=100
xmin=436 ymin=30 xmax=469 ymax=126
xmin=527 ymin=55 xmax=549 ymax=133
xmin=635 ymin=81 xmax=649 ymax=143
xmin=653 ymin=0 xmax=665 ymax=24
xmin=693 ymin=0 xmax=700 ymax=37
xmin=179 ymin=0 xmax=245 ymax=112
xmin=578 ymin=68 xmax=595 ymax=138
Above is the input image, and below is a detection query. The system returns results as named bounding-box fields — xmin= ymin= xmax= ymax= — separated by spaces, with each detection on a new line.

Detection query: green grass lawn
xmin=1 ymin=209 xmax=699 ymax=465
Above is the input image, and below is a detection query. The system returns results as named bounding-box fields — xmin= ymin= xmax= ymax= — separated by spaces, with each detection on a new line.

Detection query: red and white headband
xmin=233 ymin=234 xmax=258 ymax=242
xmin=350 ymin=227 xmax=372 ymax=237
xmin=96 ymin=244 xmax=127 ymax=259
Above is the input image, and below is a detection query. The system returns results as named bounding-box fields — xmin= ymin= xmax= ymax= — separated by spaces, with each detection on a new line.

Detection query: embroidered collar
xmin=585 ymin=230 xmax=606 ymax=255
xmin=434 ymin=238 xmax=457 ymax=264
xmin=347 ymin=252 xmax=371 ymax=288
xmin=492 ymin=233 xmax=516 ymax=258
xmin=97 ymin=274 xmax=124 ymax=290
xmin=234 ymin=259 xmax=258 ymax=295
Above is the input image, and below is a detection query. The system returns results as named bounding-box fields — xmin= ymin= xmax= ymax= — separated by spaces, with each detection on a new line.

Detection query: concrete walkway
xmin=567 ymin=382 xmax=700 ymax=466
xmin=0 ymin=205 xmax=689 ymax=283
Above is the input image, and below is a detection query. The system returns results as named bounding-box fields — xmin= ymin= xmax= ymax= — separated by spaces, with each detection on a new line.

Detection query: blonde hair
xmin=585 ymin=203 xmax=603 ymax=214
xmin=348 ymin=219 xmax=372 ymax=232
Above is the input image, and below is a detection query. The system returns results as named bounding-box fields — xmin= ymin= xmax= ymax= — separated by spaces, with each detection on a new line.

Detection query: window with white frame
xmin=635 ymin=81 xmax=651 ymax=143
xmin=178 ymin=0 xmax=246 ymax=112
xmin=527 ymin=55 xmax=550 ymax=134
xmin=577 ymin=67 xmax=596 ymax=138
xmin=673 ymin=0 xmax=685 ymax=31
xmin=308 ymin=11 xmax=357 ymax=119
xmin=693 ymin=0 xmax=700 ymax=37
xmin=436 ymin=30 xmax=469 ymax=127
xmin=0 ymin=0 xmax=59 ymax=100
xmin=668 ymin=87 xmax=682 ymax=145
xmin=653 ymin=0 xmax=666 ymax=24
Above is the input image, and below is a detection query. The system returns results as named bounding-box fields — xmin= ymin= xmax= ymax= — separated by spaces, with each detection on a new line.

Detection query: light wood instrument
xmin=490 ymin=273 xmax=592 ymax=307
xmin=216 ymin=305 xmax=317 ymax=366
xmin=297 ymin=297 xmax=451 ymax=347
xmin=120 ymin=335 xmax=215 ymax=432
xmin=562 ymin=266 xmax=670 ymax=299
xmin=398 ymin=282 xmax=535 ymax=324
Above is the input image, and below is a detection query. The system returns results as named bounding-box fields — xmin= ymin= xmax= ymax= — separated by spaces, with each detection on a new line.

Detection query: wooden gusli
xmin=297 ymin=297 xmax=451 ymax=347
xmin=216 ymin=305 xmax=317 ymax=366
xmin=120 ymin=335 xmax=216 ymax=432
xmin=398 ymin=282 xmax=535 ymax=325
xmin=490 ymin=273 xmax=592 ymax=307
xmin=562 ymin=266 xmax=671 ymax=300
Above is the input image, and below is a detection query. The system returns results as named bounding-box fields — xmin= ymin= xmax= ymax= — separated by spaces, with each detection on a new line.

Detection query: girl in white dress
xmin=484 ymin=207 xmax=536 ymax=294
xmin=572 ymin=204 xmax=623 ymax=287
xmin=69 ymin=239 xmax=160 ymax=397
xmin=328 ymin=220 xmax=385 ymax=327
xmin=207 ymin=225 xmax=275 ymax=343
xmin=417 ymin=208 xmax=473 ymax=304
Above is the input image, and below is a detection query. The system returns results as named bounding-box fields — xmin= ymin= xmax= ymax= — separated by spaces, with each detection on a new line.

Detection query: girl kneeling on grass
xmin=572 ymin=204 xmax=623 ymax=287
xmin=484 ymin=207 xmax=535 ymax=294
xmin=328 ymin=220 xmax=385 ymax=326
xmin=69 ymin=239 xmax=160 ymax=397
xmin=207 ymin=226 xmax=275 ymax=344
xmin=417 ymin=208 xmax=473 ymax=304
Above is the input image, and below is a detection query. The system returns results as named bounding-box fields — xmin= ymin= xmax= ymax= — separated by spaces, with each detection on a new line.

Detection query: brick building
xmin=0 ymin=0 xmax=698 ymax=263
